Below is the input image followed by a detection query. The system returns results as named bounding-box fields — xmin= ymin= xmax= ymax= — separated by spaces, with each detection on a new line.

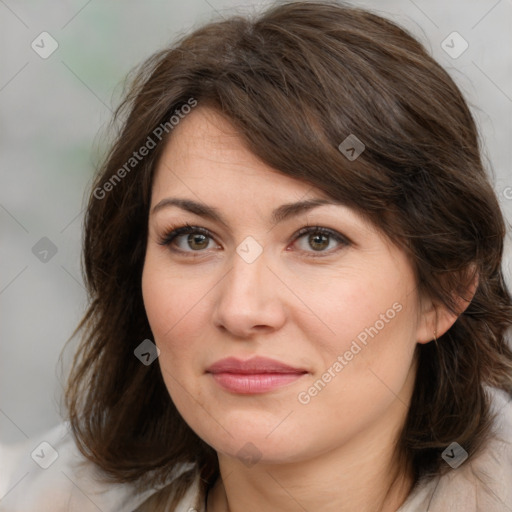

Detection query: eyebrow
xmin=150 ymin=197 xmax=344 ymax=226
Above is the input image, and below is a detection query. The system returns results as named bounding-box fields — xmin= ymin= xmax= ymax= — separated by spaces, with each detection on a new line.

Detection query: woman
xmin=2 ymin=1 xmax=511 ymax=511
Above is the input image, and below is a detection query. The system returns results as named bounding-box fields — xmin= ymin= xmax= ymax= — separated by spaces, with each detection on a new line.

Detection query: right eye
xmin=157 ymin=223 xmax=221 ymax=254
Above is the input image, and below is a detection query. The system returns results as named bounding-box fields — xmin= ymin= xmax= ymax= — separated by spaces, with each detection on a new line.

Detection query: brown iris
xmin=187 ymin=233 xmax=209 ymax=250
xmin=309 ymin=233 xmax=329 ymax=251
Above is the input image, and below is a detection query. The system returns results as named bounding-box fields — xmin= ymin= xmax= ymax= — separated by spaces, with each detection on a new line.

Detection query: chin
xmin=189 ymin=417 xmax=311 ymax=465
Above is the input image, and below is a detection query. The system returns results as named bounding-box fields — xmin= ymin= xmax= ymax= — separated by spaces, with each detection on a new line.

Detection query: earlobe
xmin=416 ymin=301 xmax=458 ymax=345
xmin=416 ymin=268 xmax=479 ymax=345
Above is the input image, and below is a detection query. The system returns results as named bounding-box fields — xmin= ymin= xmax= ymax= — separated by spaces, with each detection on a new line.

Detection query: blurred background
xmin=1 ymin=0 xmax=511 ymax=447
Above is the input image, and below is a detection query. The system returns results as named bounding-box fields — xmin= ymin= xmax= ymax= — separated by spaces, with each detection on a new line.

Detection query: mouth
xmin=205 ymin=356 xmax=308 ymax=394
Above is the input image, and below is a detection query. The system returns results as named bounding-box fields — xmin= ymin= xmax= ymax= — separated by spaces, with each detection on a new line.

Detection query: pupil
xmin=188 ymin=233 xmax=208 ymax=250
xmin=310 ymin=233 xmax=328 ymax=251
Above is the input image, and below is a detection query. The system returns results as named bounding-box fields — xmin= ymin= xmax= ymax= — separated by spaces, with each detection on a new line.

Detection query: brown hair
xmin=65 ymin=1 xmax=512 ymax=509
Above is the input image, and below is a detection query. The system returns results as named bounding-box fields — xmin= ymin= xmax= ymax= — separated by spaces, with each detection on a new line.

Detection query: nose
xmin=212 ymin=247 xmax=287 ymax=339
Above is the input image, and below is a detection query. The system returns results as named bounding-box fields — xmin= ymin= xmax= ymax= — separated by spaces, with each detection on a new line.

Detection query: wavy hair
xmin=65 ymin=1 xmax=512 ymax=509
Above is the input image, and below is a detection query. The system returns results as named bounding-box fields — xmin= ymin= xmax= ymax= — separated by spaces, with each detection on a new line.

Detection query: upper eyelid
xmin=294 ymin=225 xmax=350 ymax=242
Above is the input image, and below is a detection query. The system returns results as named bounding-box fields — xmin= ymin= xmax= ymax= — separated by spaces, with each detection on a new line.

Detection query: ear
xmin=416 ymin=266 xmax=479 ymax=344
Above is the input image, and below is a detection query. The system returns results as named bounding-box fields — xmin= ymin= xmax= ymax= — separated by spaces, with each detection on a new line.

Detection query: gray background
xmin=1 ymin=0 xmax=511 ymax=445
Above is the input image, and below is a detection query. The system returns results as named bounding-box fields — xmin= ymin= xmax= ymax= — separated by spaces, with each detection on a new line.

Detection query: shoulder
xmin=398 ymin=386 xmax=512 ymax=512
xmin=0 ymin=422 xmax=196 ymax=512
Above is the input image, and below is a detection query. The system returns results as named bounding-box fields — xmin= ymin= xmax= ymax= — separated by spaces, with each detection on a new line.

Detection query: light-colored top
xmin=1 ymin=386 xmax=511 ymax=511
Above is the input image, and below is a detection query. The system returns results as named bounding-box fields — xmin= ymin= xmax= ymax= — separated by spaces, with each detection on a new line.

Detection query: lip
xmin=206 ymin=356 xmax=308 ymax=394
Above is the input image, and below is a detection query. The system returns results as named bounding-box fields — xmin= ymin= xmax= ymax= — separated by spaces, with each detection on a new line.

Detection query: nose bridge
xmin=213 ymin=242 xmax=286 ymax=334
xmin=224 ymin=244 xmax=269 ymax=304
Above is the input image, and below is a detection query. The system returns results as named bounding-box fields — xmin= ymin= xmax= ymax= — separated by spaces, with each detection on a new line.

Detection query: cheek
xmin=293 ymin=295 xmax=417 ymax=442
xmin=141 ymin=258 xmax=213 ymax=379
xmin=142 ymin=264 xmax=209 ymax=420
xmin=295 ymin=264 xmax=419 ymax=411
xmin=298 ymin=267 xmax=413 ymax=354
xmin=142 ymin=256 xmax=206 ymax=338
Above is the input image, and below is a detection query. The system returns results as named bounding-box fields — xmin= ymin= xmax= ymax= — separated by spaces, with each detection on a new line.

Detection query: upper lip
xmin=206 ymin=356 xmax=307 ymax=374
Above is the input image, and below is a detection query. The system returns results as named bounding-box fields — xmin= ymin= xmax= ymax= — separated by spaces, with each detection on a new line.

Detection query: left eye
xmin=292 ymin=227 xmax=349 ymax=254
xmin=179 ymin=233 xmax=214 ymax=251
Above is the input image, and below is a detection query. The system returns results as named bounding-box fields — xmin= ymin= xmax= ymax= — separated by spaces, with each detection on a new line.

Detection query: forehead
xmin=151 ymin=106 xmax=319 ymax=199
xmin=159 ymin=106 xmax=254 ymax=167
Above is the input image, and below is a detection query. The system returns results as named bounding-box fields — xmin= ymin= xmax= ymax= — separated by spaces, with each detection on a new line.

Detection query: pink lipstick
xmin=206 ymin=356 xmax=307 ymax=394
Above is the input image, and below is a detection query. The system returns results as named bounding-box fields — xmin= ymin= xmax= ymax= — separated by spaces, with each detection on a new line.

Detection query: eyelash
xmin=157 ymin=223 xmax=351 ymax=258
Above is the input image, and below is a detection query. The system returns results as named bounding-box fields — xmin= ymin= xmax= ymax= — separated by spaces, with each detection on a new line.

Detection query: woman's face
xmin=142 ymin=106 xmax=431 ymax=464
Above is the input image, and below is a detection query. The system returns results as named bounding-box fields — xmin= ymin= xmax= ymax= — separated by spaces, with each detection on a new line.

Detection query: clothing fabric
xmin=1 ymin=386 xmax=511 ymax=511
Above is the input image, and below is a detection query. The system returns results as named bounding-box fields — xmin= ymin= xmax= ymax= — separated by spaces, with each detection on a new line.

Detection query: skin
xmin=141 ymin=106 xmax=465 ymax=512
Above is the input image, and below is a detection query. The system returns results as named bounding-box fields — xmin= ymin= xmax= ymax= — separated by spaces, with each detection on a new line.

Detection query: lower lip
xmin=209 ymin=372 xmax=305 ymax=394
